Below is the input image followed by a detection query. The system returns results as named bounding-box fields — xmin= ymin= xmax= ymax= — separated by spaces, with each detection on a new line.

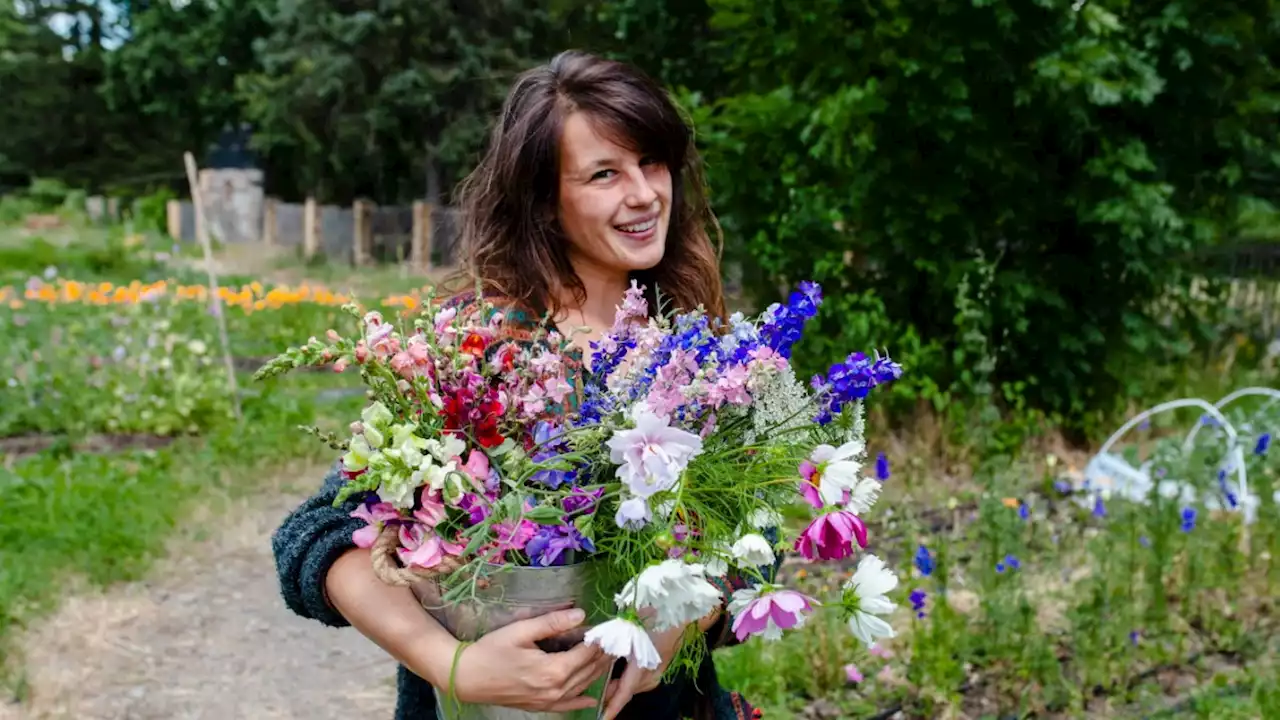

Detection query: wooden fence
xmin=161 ymin=197 xmax=461 ymax=271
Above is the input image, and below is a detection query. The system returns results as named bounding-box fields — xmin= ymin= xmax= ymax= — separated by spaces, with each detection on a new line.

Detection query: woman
xmin=272 ymin=50 xmax=766 ymax=720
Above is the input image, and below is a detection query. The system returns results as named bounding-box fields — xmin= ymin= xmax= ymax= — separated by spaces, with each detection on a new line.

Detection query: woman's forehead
xmin=560 ymin=112 xmax=643 ymax=172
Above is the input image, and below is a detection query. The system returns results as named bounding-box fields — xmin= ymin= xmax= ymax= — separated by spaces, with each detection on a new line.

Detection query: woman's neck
xmin=558 ymin=260 xmax=630 ymax=349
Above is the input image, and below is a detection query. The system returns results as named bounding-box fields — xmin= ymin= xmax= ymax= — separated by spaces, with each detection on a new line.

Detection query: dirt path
xmin=4 ymin=463 xmax=399 ymax=720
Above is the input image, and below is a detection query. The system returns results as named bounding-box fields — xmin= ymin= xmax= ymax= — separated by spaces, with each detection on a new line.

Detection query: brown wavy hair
xmin=449 ymin=50 xmax=725 ymax=322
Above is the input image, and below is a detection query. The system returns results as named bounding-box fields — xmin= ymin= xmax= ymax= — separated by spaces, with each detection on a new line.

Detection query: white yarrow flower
xmin=842 ymin=554 xmax=898 ymax=646
xmin=584 ymin=618 xmax=661 ymax=670
xmin=614 ymin=559 xmax=723 ymax=631
xmin=606 ymin=408 xmax=704 ymax=498
xmin=730 ymin=533 xmax=776 ymax=568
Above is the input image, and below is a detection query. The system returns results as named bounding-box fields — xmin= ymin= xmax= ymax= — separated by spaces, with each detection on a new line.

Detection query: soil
xmin=0 ymin=434 xmax=176 ymax=462
xmin=2 ymin=462 xmax=399 ymax=720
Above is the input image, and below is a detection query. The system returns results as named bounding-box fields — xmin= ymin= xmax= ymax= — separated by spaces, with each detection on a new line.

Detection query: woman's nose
xmin=626 ymin=169 xmax=658 ymax=207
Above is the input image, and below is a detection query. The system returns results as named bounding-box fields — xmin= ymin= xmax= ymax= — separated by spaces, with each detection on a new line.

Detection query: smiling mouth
xmin=615 ymin=217 xmax=657 ymax=234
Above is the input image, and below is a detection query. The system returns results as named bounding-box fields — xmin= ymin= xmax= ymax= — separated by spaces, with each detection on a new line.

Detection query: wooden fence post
xmin=411 ymin=200 xmax=433 ymax=272
xmin=303 ymin=197 xmax=319 ymax=260
xmin=353 ymin=199 xmax=373 ymax=266
xmin=166 ymin=200 xmax=182 ymax=241
xmin=262 ymin=197 xmax=278 ymax=247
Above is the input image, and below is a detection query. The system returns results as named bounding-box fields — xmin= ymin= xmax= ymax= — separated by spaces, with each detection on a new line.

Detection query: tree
xmin=235 ymin=0 xmax=559 ymax=204
xmin=686 ymin=0 xmax=1280 ymax=428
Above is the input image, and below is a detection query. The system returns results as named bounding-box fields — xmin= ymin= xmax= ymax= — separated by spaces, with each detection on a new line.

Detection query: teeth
xmin=617 ymin=218 xmax=656 ymax=233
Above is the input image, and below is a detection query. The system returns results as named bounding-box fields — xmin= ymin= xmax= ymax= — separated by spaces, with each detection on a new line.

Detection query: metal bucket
xmin=412 ymin=561 xmax=615 ymax=720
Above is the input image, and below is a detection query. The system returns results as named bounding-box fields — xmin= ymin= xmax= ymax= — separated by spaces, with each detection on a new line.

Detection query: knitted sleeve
xmin=271 ymin=461 xmax=364 ymax=628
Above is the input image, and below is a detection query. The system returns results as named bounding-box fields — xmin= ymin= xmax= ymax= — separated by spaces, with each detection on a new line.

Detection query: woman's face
xmin=557 ymin=111 xmax=672 ymax=281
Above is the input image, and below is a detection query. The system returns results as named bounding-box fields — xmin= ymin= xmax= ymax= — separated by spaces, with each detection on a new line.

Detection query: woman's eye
xmin=590 ymin=169 xmax=616 ymax=182
xmin=640 ymin=156 xmax=658 ymax=166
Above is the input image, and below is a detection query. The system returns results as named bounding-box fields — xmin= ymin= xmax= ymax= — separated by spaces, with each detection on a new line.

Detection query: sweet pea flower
xmin=397 ymin=525 xmax=464 ymax=569
xmin=727 ymin=586 xmax=817 ymax=642
xmin=795 ymin=510 xmax=868 ymax=561
xmin=606 ymin=407 xmax=704 ymax=498
xmin=615 ymin=496 xmax=652 ymax=530
xmin=350 ymin=501 xmax=400 ymax=548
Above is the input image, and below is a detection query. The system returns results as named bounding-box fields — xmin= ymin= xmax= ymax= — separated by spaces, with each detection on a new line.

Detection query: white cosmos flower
xmin=842 ymin=554 xmax=898 ymax=646
xmin=614 ymin=559 xmax=723 ymax=631
xmin=730 ymin=533 xmax=776 ymax=568
xmin=810 ymin=440 xmax=864 ymax=506
xmin=845 ymin=476 xmax=882 ymax=515
xmin=584 ymin=618 xmax=661 ymax=670
xmin=606 ymin=408 xmax=704 ymax=498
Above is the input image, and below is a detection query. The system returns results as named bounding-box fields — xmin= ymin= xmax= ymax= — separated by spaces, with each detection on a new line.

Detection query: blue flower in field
xmin=1180 ymin=507 xmax=1197 ymax=533
xmin=1257 ymin=433 xmax=1271 ymax=456
xmin=914 ymin=545 xmax=934 ymax=577
xmin=1093 ymin=495 xmax=1107 ymax=518
xmin=1005 ymin=554 xmax=1021 ymax=571
xmin=1018 ymin=504 xmax=1030 ymax=521
xmin=1129 ymin=630 xmax=1141 ymax=646
xmin=908 ymin=589 xmax=927 ymax=619
xmin=875 ymin=452 xmax=891 ymax=481
xmin=1140 ymin=535 xmax=1150 ymax=548
xmin=1217 ymin=470 xmax=1238 ymax=509
xmin=1200 ymin=414 xmax=1220 ymax=427
xmin=1053 ymin=479 xmax=1073 ymax=495
xmin=995 ymin=561 xmax=1006 ymax=574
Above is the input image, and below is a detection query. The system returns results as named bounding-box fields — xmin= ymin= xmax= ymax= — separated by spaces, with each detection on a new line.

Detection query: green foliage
xmin=716 ymin=401 xmax=1280 ymax=717
xmin=678 ymin=0 xmax=1280 ymax=431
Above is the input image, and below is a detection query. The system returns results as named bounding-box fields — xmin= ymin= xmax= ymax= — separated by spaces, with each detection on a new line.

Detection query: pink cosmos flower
xmin=795 ymin=510 xmax=869 ymax=561
xmin=798 ymin=460 xmax=850 ymax=509
xmin=350 ymin=501 xmax=400 ymax=548
xmin=397 ymin=524 xmax=465 ymax=569
xmin=606 ymin=408 xmax=704 ymax=498
xmin=728 ymin=587 xmax=817 ymax=642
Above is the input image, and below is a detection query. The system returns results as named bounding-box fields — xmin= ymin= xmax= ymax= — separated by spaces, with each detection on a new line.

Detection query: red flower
xmin=460 ymin=332 xmax=488 ymax=358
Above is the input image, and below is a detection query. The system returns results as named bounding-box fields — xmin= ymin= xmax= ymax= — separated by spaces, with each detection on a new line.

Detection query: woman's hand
xmin=449 ymin=608 xmax=616 ymax=713
xmin=600 ymin=608 xmax=723 ymax=719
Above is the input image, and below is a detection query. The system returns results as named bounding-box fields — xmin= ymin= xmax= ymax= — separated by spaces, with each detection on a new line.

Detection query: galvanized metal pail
xmin=412 ymin=561 xmax=615 ymax=720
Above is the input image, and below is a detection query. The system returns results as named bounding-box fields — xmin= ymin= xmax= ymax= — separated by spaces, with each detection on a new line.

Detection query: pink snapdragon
xmin=795 ymin=510 xmax=869 ymax=561
xmin=728 ymin=587 xmax=817 ymax=642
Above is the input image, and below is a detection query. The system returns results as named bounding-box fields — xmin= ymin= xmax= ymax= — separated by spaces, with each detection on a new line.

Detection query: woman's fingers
xmin=564 ymin=654 xmax=616 ymax=699
xmin=602 ymin=671 xmax=639 ymax=720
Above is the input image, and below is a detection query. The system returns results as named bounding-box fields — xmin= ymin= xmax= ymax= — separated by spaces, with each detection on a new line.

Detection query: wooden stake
xmin=183 ymin=152 xmax=242 ymax=421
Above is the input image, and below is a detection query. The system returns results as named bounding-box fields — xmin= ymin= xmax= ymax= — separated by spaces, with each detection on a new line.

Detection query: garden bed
xmin=0 ymin=432 xmax=177 ymax=460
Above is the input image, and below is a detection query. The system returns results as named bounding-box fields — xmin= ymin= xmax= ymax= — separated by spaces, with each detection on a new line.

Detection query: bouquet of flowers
xmin=256 ymin=279 xmax=903 ymax=675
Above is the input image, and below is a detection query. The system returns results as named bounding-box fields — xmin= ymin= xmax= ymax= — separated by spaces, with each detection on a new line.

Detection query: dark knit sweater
xmin=271 ymin=463 xmax=765 ymax=720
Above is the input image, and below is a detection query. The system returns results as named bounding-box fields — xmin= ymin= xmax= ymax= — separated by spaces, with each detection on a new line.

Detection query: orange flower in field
xmin=1001 ymin=497 xmax=1020 ymax=509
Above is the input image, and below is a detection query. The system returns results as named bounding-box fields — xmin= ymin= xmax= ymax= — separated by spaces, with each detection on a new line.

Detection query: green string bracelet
xmin=445 ymin=640 xmax=473 ymax=718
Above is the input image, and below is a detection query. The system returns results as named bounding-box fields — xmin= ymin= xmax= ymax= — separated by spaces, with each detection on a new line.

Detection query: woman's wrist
xmin=406 ymin=626 xmax=462 ymax=690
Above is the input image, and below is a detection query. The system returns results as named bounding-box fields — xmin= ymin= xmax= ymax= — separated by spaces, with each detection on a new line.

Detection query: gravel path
xmin=4 ymin=465 xmax=399 ymax=720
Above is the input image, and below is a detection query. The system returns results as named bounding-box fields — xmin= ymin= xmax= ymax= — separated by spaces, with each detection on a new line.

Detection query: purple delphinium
xmin=811 ymin=351 xmax=904 ymax=424
xmin=915 ymin=545 xmax=934 ymax=577
xmin=1093 ymin=495 xmax=1107 ymax=518
xmin=875 ymin=452 xmax=891 ymax=482
xmin=1257 ymin=433 xmax=1271 ymax=456
xmin=909 ymin=589 xmax=927 ymax=619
